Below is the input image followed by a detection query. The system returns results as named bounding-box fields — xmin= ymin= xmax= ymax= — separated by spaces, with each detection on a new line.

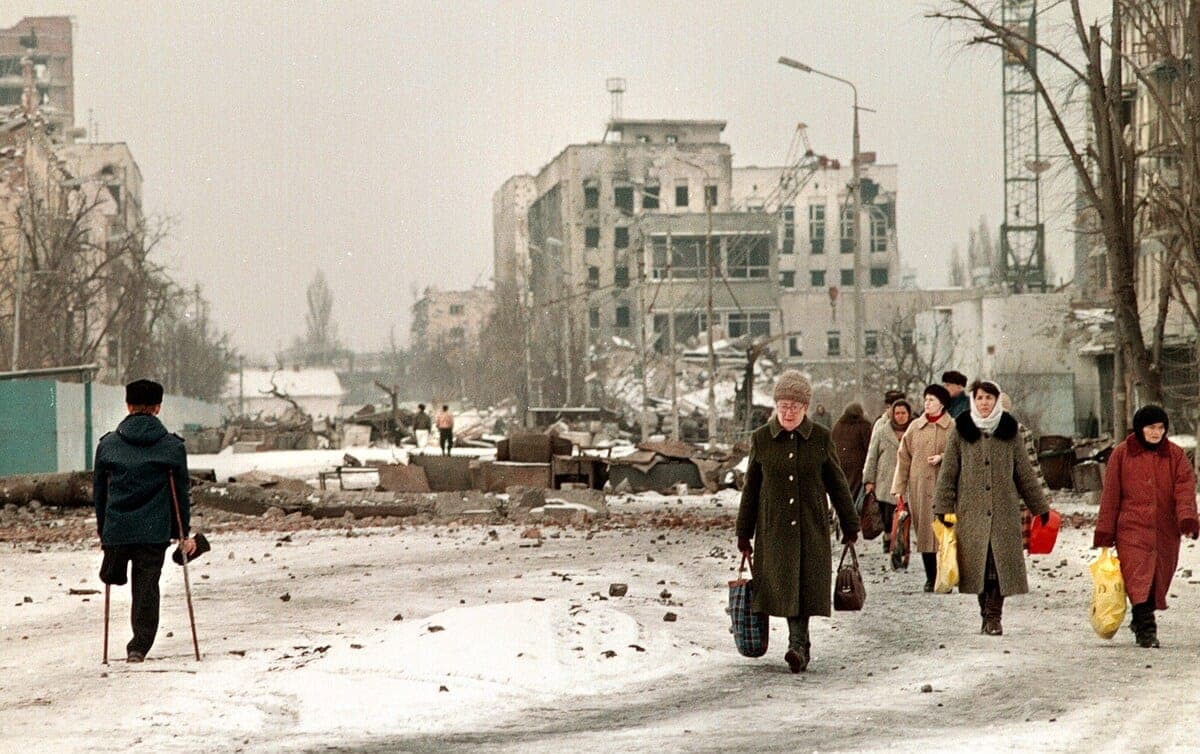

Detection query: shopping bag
xmin=857 ymin=487 xmax=883 ymax=541
xmin=931 ymin=514 xmax=959 ymax=593
xmin=1028 ymin=510 xmax=1061 ymax=555
xmin=890 ymin=496 xmax=911 ymax=570
xmin=1089 ymin=547 xmax=1126 ymax=640
xmin=833 ymin=543 xmax=866 ymax=611
xmin=728 ymin=553 xmax=769 ymax=657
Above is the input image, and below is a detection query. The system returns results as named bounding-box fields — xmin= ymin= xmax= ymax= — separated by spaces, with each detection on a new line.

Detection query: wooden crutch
xmin=167 ymin=475 xmax=200 ymax=661
xmin=103 ymin=583 xmax=110 ymax=665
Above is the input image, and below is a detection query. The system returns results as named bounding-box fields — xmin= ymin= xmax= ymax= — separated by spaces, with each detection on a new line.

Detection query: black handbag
xmin=834 ymin=543 xmax=866 ymax=611
xmin=858 ymin=488 xmax=883 ymax=541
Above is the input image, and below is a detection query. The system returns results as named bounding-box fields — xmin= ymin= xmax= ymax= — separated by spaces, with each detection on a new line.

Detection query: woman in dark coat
xmin=737 ymin=370 xmax=860 ymax=674
xmin=1094 ymin=405 xmax=1198 ymax=647
xmin=832 ymin=402 xmax=873 ymax=495
xmin=933 ymin=380 xmax=1049 ymax=636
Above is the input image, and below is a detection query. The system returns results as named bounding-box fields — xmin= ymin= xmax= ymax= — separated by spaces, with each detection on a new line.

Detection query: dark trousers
xmin=438 ymin=428 xmax=453 ymax=455
xmin=922 ymin=552 xmax=937 ymax=584
xmin=976 ymin=546 xmax=1004 ymax=619
xmin=1131 ymin=581 xmax=1157 ymax=633
xmin=878 ymin=501 xmax=896 ymax=548
xmin=101 ymin=543 xmax=168 ymax=656
xmin=786 ymin=615 xmax=810 ymax=652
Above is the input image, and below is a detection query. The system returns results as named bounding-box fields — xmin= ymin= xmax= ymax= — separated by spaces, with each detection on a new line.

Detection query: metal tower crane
xmin=1001 ymin=0 xmax=1048 ymax=292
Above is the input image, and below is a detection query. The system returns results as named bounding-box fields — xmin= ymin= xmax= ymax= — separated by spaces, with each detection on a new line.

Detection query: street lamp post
xmin=778 ymin=56 xmax=867 ymax=403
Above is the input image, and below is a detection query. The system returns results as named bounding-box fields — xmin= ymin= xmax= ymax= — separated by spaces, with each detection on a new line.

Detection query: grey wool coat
xmin=863 ymin=420 xmax=902 ymax=504
xmin=737 ymin=415 xmax=860 ymax=618
xmin=933 ymin=411 xmax=1050 ymax=596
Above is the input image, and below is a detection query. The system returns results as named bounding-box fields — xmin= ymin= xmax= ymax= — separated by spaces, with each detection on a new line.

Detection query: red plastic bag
xmin=1028 ymin=509 xmax=1061 ymax=555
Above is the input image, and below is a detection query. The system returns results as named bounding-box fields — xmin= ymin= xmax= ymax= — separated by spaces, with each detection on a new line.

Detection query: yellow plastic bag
xmin=931 ymin=514 xmax=958 ymax=594
xmin=1089 ymin=547 xmax=1126 ymax=639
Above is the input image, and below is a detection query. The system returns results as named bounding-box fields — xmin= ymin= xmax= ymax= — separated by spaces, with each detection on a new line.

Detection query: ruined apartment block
xmin=410 ymin=286 xmax=496 ymax=355
xmin=0 ymin=16 xmax=75 ymax=143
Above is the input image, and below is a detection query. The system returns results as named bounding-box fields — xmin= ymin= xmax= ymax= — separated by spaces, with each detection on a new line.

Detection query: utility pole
xmin=850 ymin=98 xmax=866 ymax=405
xmin=636 ymin=234 xmax=650 ymax=439
xmin=666 ymin=225 xmax=679 ymax=440
xmin=705 ymin=188 xmax=717 ymax=445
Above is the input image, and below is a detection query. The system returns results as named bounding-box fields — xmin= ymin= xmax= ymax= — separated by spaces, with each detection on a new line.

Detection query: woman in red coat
xmin=1094 ymin=405 xmax=1199 ymax=647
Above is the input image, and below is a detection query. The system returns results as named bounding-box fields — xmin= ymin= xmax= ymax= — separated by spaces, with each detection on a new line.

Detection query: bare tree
xmin=871 ymin=307 xmax=959 ymax=399
xmin=949 ymin=243 xmax=967 ymax=287
xmin=929 ymin=0 xmax=1184 ymax=416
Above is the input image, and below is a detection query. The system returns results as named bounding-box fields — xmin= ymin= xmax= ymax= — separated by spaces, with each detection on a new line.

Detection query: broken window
xmin=615 ymin=265 xmax=630 ymax=288
xmin=811 ymin=269 xmax=826 ymax=287
xmin=614 ymin=226 xmax=629 ymax=249
xmin=779 ymin=270 xmax=795 ymax=288
xmin=665 ymin=134 xmax=678 ymax=144
xmin=840 ymin=206 xmax=856 ymax=253
xmin=651 ymin=235 xmax=713 ymax=279
xmin=587 ymin=266 xmax=600 ymax=289
xmin=841 ymin=268 xmax=854 ymax=286
xmin=449 ymin=304 xmax=464 ymax=315
xmin=589 ymin=307 xmax=600 ymax=329
xmin=585 ymin=226 xmax=600 ymax=248
xmin=782 ymin=206 xmax=795 ymax=254
xmin=642 ymin=182 xmax=660 ymax=210
xmin=788 ymin=336 xmax=803 ymax=357
xmin=808 ymin=204 xmax=825 ymax=254
xmin=727 ymin=312 xmax=771 ymax=338
xmin=614 ymin=185 xmax=634 ymax=213
xmin=675 ymin=180 xmax=689 ymax=208
xmin=827 ymin=331 xmax=841 ymax=357
xmin=583 ymin=181 xmax=599 ymax=209
xmin=865 ymin=330 xmax=879 ymax=357
xmin=704 ymin=184 xmax=718 ymax=209
xmin=637 ymin=135 xmax=651 ymax=144
xmin=870 ymin=267 xmax=889 ymax=287
xmin=726 ymin=235 xmax=770 ymax=279
xmin=449 ymin=327 xmax=465 ymax=342
xmin=871 ymin=212 xmax=888 ymax=252
xmin=615 ymin=304 xmax=630 ymax=328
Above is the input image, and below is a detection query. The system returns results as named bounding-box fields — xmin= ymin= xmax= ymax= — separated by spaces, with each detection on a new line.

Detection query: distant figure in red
xmin=1094 ymin=405 xmax=1198 ymax=648
xmin=435 ymin=405 xmax=455 ymax=456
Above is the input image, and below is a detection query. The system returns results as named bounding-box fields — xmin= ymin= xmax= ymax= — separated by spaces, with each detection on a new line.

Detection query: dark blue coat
xmin=93 ymin=413 xmax=190 ymax=546
xmin=948 ymin=392 xmax=971 ymax=419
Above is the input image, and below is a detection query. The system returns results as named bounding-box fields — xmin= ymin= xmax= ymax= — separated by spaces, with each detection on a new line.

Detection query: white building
xmin=224 ymin=368 xmax=346 ymax=421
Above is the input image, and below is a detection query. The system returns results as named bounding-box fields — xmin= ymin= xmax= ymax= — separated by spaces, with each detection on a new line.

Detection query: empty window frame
xmin=615 ymin=264 xmax=630 ymax=288
xmin=827 ymin=330 xmax=841 ymax=357
xmin=583 ymin=180 xmax=599 ymax=209
xmin=448 ymin=304 xmax=464 ymax=315
xmin=870 ymin=212 xmax=888 ymax=252
xmin=840 ymin=206 xmax=855 ymax=253
xmin=727 ymin=312 xmax=771 ymax=338
xmin=782 ymin=206 xmax=795 ymax=254
xmin=841 ymin=268 xmax=854 ymax=286
xmin=615 ymin=304 xmax=631 ymax=328
xmin=726 ymin=235 xmax=770 ymax=279
xmin=585 ymin=226 xmax=600 ymax=248
xmin=808 ymin=204 xmax=825 ymax=254
xmin=865 ymin=330 xmax=879 ymax=357
xmin=587 ymin=265 xmax=600 ymax=289
xmin=614 ymin=226 xmax=629 ymax=249
xmin=788 ymin=336 xmax=803 ymax=357
xmin=675 ymin=180 xmax=689 ymax=208
xmin=779 ymin=270 xmax=795 ymax=288
xmin=870 ymin=267 xmax=889 ymax=287
xmin=614 ymin=184 xmax=634 ymax=213
xmin=642 ymin=181 xmax=660 ymax=209
xmin=651 ymin=235 xmax=715 ymax=279
xmin=704 ymin=184 xmax=718 ymax=208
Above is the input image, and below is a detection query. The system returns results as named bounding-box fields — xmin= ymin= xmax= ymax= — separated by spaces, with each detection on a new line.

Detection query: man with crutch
xmin=95 ymin=379 xmax=202 ymax=663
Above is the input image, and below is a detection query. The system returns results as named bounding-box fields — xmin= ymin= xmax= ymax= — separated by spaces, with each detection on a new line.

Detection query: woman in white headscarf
xmin=933 ymin=380 xmax=1050 ymax=636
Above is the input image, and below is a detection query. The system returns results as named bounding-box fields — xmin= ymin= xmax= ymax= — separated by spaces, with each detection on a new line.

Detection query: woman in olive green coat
xmin=737 ymin=370 xmax=860 ymax=674
xmin=933 ymin=380 xmax=1050 ymax=636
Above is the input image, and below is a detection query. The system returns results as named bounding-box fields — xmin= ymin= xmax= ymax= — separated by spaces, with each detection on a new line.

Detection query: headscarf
xmin=890 ymin=399 xmax=912 ymax=435
xmin=969 ymin=380 xmax=1003 ymax=434
xmin=1132 ymin=404 xmax=1169 ymax=451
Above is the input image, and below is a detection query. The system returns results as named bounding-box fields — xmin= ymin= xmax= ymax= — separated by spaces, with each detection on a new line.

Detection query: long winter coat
xmin=933 ymin=412 xmax=1049 ymax=596
xmin=832 ymin=405 xmax=873 ymax=494
xmin=863 ymin=420 xmax=902 ymax=504
xmin=1096 ymin=436 xmax=1198 ymax=610
xmin=737 ymin=415 xmax=860 ymax=618
xmin=891 ymin=412 xmax=954 ymax=552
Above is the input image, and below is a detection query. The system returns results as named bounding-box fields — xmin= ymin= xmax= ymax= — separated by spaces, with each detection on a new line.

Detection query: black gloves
xmin=841 ymin=530 xmax=859 ymax=545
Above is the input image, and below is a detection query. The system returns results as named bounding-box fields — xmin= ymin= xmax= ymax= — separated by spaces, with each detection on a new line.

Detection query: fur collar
xmin=955 ymin=410 xmax=1018 ymax=443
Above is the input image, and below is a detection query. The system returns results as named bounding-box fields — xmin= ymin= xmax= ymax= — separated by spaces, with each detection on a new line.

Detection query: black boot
xmin=1132 ymin=605 xmax=1160 ymax=648
xmin=981 ymin=585 xmax=1004 ymax=636
xmin=922 ymin=553 xmax=937 ymax=592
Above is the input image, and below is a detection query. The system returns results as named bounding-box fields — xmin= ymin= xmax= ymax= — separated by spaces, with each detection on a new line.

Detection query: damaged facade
xmin=409 ymin=286 xmax=496 ymax=356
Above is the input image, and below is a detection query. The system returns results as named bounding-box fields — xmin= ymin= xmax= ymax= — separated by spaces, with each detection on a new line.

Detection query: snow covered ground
xmin=3 ymin=507 xmax=1200 ymax=752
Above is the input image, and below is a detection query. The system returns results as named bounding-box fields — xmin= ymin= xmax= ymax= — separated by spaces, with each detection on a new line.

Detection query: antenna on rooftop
xmin=606 ymin=78 xmax=626 ymax=119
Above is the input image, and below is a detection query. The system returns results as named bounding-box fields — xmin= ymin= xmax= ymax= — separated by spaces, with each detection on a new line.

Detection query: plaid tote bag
xmin=728 ymin=552 xmax=769 ymax=657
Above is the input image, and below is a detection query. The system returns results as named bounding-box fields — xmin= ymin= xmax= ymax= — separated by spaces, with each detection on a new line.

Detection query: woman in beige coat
xmin=863 ymin=399 xmax=911 ymax=553
xmin=891 ymin=384 xmax=954 ymax=588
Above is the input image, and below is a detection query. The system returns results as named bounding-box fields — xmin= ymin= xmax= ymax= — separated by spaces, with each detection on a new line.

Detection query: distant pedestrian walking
xmin=811 ymin=404 xmax=831 ymax=430
xmin=863 ymin=398 xmax=911 ymax=553
xmin=831 ymin=402 xmax=873 ymax=496
xmin=736 ymin=371 xmax=859 ymax=674
xmin=412 ymin=403 xmax=432 ymax=451
xmin=942 ymin=371 xmax=970 ymax=419
xmin=94 ymin=380 xmax=197 ymax=663
xmin=1094 ymin=405 xmax=1198 ymax=648
xmin=933 ymin=380 xmax=1049 ymax=636
xmin=435 ymin=405 xmax=454 ymax=456
xmin=892 ymin=385 xmax=953 ymax=585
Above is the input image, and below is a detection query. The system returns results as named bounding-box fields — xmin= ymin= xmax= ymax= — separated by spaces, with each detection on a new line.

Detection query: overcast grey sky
xmin=6 ymin=1 xmax=1102 ymax=358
